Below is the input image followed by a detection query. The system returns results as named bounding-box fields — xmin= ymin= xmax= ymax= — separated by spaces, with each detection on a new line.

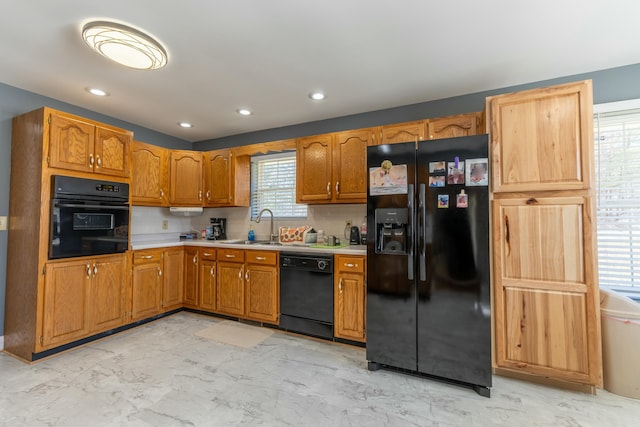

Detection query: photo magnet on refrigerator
xmin=456 ymin=190 xmax=468 ymax=208
xmin=437 ymin=194 xmax=449 ymax=208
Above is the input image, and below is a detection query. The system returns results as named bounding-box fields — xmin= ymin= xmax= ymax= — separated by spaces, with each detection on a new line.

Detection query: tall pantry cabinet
xmin=5 ymin=107 xmax=132 ymax=361
xmin=487 ymin=80 xmax=603 ymax=390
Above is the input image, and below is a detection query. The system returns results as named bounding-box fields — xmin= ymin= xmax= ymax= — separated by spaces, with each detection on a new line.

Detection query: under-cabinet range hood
xmin=169 ymin=207 xmax=203 ymax=217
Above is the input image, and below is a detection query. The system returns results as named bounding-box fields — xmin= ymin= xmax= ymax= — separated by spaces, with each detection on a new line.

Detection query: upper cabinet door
xmin=94 ymin=126 xmax=132 ymax=178
xmin=169 ymin=151 xmax=203 ymax=206
xmin=428 ymin=113 xmax=479 ymax=140
xmin=376 ymin=120 xmax=427 ymax=145
xmin=333 ymin=129 xmax=369 ymax=202
xmin=49 ymin=113 xmax=95 ymax=173
xmin=296 ymin=134 xmax=333 ymax=203
xmin=131 ymin=141 xmax=169 ymax=206
xmin=205 ymin=150 xmax=232 ymax=206
xmin=488 ymin=80 xmax=594 ymax=192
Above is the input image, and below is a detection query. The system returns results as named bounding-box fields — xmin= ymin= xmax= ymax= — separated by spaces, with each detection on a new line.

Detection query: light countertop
xmin=131 ymin=236 xmax=367 ymax=256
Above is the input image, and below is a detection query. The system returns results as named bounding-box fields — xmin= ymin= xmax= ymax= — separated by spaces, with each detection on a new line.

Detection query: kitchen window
xmin=250 ymin=152 xmax=307 ymax=220
xmin=594 ymin=100 xmax=640 ymax=299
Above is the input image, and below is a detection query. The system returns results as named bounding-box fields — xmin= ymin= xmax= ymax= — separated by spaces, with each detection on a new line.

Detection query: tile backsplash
xmin=131 ymin=204 xmax=367 ymax=242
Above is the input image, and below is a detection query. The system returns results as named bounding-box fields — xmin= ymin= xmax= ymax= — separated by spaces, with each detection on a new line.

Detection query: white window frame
xmin=250 ymin=151 xmax=307 ymax=220
xmin=593 ymin=99 xmax=640 ymax=300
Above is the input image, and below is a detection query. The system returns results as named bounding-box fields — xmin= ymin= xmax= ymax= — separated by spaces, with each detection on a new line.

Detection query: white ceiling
xmin=1 ymin=1 xmax=639 ymax=143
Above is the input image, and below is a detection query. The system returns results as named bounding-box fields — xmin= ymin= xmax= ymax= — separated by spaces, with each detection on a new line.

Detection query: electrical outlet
xmin=162 ymin=219 xmax=169 ymax=230
xmin=0 ymin=216 xmax=7 ymax=231
xmin=345 ymin=220 xmax=352 ymax=230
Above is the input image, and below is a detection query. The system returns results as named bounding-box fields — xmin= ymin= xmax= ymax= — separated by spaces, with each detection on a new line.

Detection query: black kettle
xmin=349 ymin=226 xmax=360 ymax=245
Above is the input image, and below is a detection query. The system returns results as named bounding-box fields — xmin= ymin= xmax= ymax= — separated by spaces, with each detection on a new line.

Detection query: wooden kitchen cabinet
xmin=49 ymin=111 xmax=131 ymax=178
xmin=297 ymin=130 xmax=368 ymax=204
xmin=296 ymin=134 xmax=333 ymax=203
xmin=492 ymin=195 xmax=601 ymax=386
xmin=199 ymin=250 xmax=217 ymax=311
xmin=215 ymin=249 xmax=279 ymax=323
xmin=162 ymin=247 xmax=184 ymax=310
xmin=131 ymin=140 xmax=169 ymax=206
xmin=487 ymin=80 xmax=594 ymax=193
xmin=131 ymin=249 xmax=163 ymax=321
xmin=204 ymin=149 xmax=250 ymax=207
xmin=427 ymin=112 xmax=481 ymax=140
xmin=183 ymin=247 xmax=200 ymax=308
xmin=245 ymin=250 xmax=279 ymax=324
xmin=488 ymin=80 xmax=601 ymax=390
xmin=169 ymin=150 xmax=203 ymax=205
xmin=334 ymin=255 xmax=366 ymax=342
xmin=89 ymin=254 xmax=128 ymax=334
xmin=216 ymin=249 xmax=246 ymax=316
xmin=42 ymin=253 xmax=127 ymax=349
xmin=374 ymin=120 xmax=428 ymax=145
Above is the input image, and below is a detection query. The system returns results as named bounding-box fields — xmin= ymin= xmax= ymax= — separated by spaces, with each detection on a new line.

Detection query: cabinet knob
xmin=141 ymin=255 xmax=153 ymax=259
xmin=86 ymin=264 xmax=92 ymax=279
xmin=93 ymin=264 xmax=98 ymax=277
xmin=339 ymin=278 xmax=343 ymax=292
xmin=335 ymin=182 xmax=340 ymax=195
xmin=326 ymin=182 xmax=331 ymax=196
xmin=226 ymin=254 xmax=235 ymax=258
xmin=344 ymin=263 xmax=356 ymax=268
xmin=193 ymin=254 xmax=198 ymax=264
xmin=210 ymin=266 xmax=215 ymax=277
xmin=256 ymin=256 xmax=266 ymax=261
xmin=160 ymin=189 xmax=164 ymax=198
xmin=158 ymin=267 xmax=162 ymax=277
xmin=245 ymin=269 xmax=250 ymax=281
xmin=96 ymin=155 xmax=102 ymax=168
xmin=206 ymin=190 xmax=211 ymax=200
xmin=89 ymin=154 xmax=95 ymax=166
xmin=203 ymin=252 xmax=212 ymax=257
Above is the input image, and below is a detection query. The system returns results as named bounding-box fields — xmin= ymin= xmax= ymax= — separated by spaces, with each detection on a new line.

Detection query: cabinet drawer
xmin=198 ymin=248 xmax=217 ymax=260
xmin=246 ymin=250 xmax=277 ymax=266
xmin=133 ymin=249 xmax=163 ymax=265
xmin=218 ymin=248 xmax=245 ymax=262
xmin=335 ymin=255 xmax=365 ymax=273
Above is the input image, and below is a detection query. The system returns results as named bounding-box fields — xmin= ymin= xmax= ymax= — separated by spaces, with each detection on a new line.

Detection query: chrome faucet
xmin=255 ymin=208 xmax=277 ymax=243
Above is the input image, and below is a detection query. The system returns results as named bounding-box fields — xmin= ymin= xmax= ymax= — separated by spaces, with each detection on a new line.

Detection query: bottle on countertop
xmin=317 ymin=229 xmax=324 ymax=245
xmin=248 ymin=225 xmax=255 ymax=242
xmin=360 ymin=216 xmax=367 ymax=244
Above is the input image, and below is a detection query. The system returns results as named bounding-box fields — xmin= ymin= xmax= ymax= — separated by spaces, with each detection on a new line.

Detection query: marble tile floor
xmin=1 ymin=312 xmax=639 ymax=427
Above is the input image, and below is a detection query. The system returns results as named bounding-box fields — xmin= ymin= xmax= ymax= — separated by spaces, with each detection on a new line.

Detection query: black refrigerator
xmin=366 ymin=134 xmax=491 ymax=397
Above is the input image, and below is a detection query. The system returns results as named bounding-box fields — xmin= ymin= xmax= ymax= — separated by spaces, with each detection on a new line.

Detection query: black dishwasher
xmin=279 ymin=253 xmax=334 ymax=339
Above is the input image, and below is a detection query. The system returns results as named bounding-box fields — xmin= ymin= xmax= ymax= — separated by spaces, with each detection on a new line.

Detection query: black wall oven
xmin=50 ymin=175 xmax=129 ymax=259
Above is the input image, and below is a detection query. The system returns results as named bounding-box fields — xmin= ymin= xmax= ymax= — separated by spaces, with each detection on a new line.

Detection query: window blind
xmin=594 ymin=108 xmax=640 ymax=293
xmin=250 ymin=152 xmax=307 ymax=220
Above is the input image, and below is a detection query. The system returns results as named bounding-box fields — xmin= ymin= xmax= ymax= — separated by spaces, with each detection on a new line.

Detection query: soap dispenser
xmin=247 ymin=225 xmax=255 ymax=242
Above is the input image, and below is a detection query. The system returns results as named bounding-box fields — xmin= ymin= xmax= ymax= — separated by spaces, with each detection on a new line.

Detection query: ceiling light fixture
xmin=237 ymin=108 xmax=252 ymax=116
xmin=82 ymin=20 xmax=168 ymax=70
xmin=86 ymin=87 xmax=108 ymax=96
xmin=309 ymin=92 xmax=326 ymax=101
xmin=178 ymin=122 xmax=193 ymax=128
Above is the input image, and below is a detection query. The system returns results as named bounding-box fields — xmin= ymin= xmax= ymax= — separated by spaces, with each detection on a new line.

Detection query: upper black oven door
xmin=50 ymin=199 xmax=129 ymax=259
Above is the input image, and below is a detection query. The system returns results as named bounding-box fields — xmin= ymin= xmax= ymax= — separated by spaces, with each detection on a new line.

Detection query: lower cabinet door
xmin=184 ymin=248 xmax=199 ymax=307
xmin=334 ymin=271 xmax=366 ymax=342
xmin=245 ymin=264 xmax=278 ymax=324
xmin=162 ymin=248 xmax=184 ymax=310
xmin=199 ymin=259 xmax=217 ymax=311
xmin=89 ymin=254 xmax=126 ymax=333
xmin=216 ymin=262 xmax=245 ymax=316
xmin=42 ymin=260 xmax=91 ymax=348
xmin=131 ymin=262 xmax=162 ymax=321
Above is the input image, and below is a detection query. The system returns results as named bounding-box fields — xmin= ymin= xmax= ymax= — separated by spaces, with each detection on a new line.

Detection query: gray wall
xmin=2 ymin=62 xmax=640 ymax=336
xmin=0 ymin=83 xmax=190 ymax=336
xmin=196 ymin=63 xmax=640 ymax=150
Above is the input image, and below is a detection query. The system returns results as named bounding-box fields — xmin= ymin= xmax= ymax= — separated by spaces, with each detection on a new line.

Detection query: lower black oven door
xmin=50 ymin=199 xmax=129 ymax=259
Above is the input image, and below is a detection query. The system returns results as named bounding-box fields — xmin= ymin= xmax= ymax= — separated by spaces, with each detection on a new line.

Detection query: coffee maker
xmin=208 ymin=218 xmax=227 ymax=240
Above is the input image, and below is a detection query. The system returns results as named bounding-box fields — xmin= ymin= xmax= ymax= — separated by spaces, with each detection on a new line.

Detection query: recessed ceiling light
xmin=309 ymin=92 xmax=326 ymax=101
xmin=86 ymin=87 xmax=108 ymax=96
xmin=237 ymin=108 xmax=252 ymax=116
xmin=82 ymin=20 xmax=168 ymax=70
xmin=178 ymin=122 xmax=193 ymax=128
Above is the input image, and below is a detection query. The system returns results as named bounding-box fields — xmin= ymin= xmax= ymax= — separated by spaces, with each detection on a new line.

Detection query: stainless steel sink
xmin=219 ymin=239 xmax=281 ymax=246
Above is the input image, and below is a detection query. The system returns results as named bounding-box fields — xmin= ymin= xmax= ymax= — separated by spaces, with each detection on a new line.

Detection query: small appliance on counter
xmin=208 ymin=217 xmax=227 ymax=240
xmin=349 ymin=226 xmax=361 ymax=245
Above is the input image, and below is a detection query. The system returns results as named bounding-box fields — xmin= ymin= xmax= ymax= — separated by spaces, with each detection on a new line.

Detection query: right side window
xmin=594 ymin=104 xmax=640 ymax=299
